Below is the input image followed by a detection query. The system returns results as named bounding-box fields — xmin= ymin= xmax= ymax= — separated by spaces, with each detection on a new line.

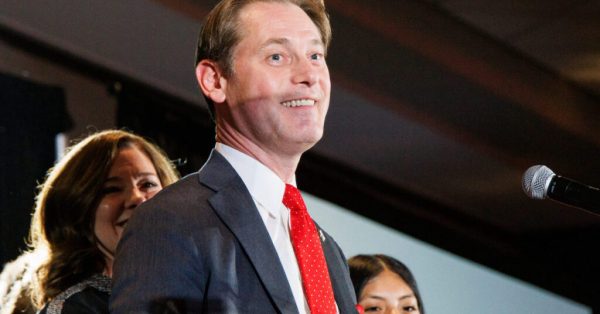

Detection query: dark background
xmin=1 ymin=0 xmax=599 ymax=311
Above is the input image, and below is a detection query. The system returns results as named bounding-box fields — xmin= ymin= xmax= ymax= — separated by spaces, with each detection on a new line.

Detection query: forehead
xmin=109 ymin=146 xmax=156 ymax=174
xmin=362 ymin=269 xmax=414 ymax=297
xmin=236 ymin=1 xmax=321 ymax=41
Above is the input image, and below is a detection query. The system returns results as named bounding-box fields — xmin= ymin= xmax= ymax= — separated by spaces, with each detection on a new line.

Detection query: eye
xmin=139 ymin=180 xmax=159 ymax=190
xmin=268 ymin=53 xmax=283 ymax=63
xmin=404 ymin=305 xmax=417 ymax=312
xmin=101 ymin=186 xmax=121 ymax=195
xmin=364 ymin=306 xmax=382 ymax=312
xmin=310 ymin=53 xmax=324 ymax=61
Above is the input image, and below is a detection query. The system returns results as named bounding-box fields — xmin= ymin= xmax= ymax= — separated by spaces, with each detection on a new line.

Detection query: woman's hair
xmin=0 ymin=251 xmax=41 ymax=314
xmin=28 ymin=129 xmax=180 ymax=307
xmin=348 ymin=254 xmax=425 ymax=314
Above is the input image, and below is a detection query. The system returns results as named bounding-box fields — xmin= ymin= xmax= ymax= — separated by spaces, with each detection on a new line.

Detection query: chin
xmin=282 ymin=126 xmax=324 ymax=149
xmin=300 ymin=134 xmax=324 ymax=150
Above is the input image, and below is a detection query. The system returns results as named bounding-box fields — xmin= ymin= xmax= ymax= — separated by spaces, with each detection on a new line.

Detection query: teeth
xmin=281 ymin=99 xmax=315 ymax=107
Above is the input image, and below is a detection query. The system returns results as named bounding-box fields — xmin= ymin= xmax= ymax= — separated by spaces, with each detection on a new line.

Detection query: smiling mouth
xmin=281 ymin=99 xmax=315 ymax=107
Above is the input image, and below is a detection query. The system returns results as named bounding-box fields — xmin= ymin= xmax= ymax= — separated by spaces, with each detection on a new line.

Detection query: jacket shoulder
xmin=40 ymin=275 xmax=110 ymax=314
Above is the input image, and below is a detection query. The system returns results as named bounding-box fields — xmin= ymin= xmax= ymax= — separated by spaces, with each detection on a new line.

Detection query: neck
xmin=217 ymin=133 xmax=303 ymax=184
xmin=96 ymin=241 xmax=114 ymax=277
xmin=103 ymin=257 xmax=113 ymax=278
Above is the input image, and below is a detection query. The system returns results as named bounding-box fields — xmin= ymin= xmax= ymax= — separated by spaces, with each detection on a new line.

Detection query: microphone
xmin=522 ymin=165 xmax=600 ymax=215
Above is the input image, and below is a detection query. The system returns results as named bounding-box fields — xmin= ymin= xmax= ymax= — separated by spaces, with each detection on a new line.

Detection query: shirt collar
xmin=216 ymin=143 xmax=296 ymax=216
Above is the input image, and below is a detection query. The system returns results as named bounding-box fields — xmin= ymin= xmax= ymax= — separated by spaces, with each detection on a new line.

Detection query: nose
xmin=292 ymin=57 xmax=318 ymax=87
xmin=125 ymin=188 xmax=147 ymax=209
xmin=386 ymin=308 xmax=401 ymax=314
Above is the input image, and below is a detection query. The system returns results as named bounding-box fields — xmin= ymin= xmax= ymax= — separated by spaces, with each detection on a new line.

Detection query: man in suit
xmin=110 ymin=0 xmax=357 ymax=313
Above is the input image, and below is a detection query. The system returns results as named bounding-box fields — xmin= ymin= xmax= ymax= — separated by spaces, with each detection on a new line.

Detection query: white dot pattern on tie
xmin=283 ymin=184 xmax=336 ymax=314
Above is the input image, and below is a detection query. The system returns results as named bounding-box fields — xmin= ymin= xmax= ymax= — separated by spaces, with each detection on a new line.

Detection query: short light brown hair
xmin=195 ymin=0 xmax=332 ymax=117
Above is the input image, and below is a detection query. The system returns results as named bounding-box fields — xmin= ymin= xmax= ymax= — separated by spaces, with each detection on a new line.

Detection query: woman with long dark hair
xmin=349 ymin=254 xmax=425 ymax=314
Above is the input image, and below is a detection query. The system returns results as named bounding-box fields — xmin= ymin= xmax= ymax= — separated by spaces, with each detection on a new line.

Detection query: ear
xmin=195 ymin=60 xmax=227 ymax=104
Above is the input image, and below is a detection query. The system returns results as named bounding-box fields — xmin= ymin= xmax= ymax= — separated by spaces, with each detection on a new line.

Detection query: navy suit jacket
xmin=110 ymin=150 xmax=357 ymax=313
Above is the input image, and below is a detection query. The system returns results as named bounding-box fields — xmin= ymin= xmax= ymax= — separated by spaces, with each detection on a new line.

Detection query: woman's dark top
xmin=38 ymin=274 xmax=111 ymax=314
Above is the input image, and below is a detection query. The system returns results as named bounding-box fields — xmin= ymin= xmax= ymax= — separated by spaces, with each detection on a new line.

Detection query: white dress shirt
xmin=215 ymin=143 xmax=310 ymax=313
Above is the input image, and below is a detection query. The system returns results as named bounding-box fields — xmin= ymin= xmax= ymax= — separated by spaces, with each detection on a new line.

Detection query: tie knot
xmin=283 ymin=184 xmax=305 ymax=213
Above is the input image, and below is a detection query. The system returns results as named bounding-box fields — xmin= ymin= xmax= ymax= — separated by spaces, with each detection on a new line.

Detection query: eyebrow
xmin=259 ymin=37 xmax=324 ymax=50
xmin=104 ymin=172 xmax=159 ymax=182
xmin=365 ymin=294 xmax=416 ymax=301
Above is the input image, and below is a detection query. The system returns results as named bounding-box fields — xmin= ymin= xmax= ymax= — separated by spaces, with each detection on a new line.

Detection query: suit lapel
xmin=318 ymin=225 xmax=358 ymax=314
xmin=199 ymin=151 xmax=299 ymax=314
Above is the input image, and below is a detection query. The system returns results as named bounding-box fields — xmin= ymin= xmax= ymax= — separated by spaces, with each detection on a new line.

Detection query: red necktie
xmin=283 ymin=184 xmax=336 ymax=314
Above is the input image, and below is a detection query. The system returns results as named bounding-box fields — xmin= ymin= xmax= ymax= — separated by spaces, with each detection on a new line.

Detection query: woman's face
xmin=358 ymin=268 xmax=421 ymax=314
xmin=94 ymin=146 xmax=163 ymax=260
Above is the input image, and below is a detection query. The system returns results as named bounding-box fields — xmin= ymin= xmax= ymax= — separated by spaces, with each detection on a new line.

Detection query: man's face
xmin=220 ymin=1 xmax=331 ymax=157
